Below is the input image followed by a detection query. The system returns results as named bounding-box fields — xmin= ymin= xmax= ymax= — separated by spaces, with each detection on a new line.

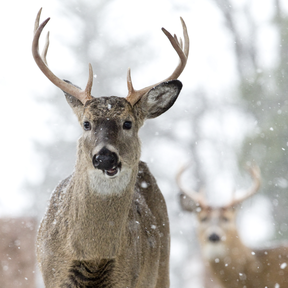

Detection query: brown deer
xmin=177 ymin=165 xmax=288 ymax=288
xmin=32 ymin=8 xmax=189 ymax=288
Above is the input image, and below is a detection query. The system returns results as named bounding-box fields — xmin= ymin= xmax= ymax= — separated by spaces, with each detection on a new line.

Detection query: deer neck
xmin=67 ymin=149 xmax=139 ymax=260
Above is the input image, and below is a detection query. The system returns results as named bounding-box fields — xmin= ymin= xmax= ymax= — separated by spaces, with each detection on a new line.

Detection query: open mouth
xmin=104 ymin=162 xmax=121 ymax=178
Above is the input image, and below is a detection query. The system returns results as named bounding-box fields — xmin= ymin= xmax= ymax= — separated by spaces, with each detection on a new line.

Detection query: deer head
xmin=33 ymin=8 xmax=189 ymax=181
xmin=177 ymin=165 xmax=261 ymax=260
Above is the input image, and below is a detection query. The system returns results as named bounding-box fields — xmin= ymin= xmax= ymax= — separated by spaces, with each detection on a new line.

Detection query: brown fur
xmin=37 ymin=81 xmax=182 ymax=288
xmin=0 ymin=218 xmax=37 ymax=288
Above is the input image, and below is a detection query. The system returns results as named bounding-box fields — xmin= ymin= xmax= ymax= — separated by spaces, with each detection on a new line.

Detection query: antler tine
xmin=85 ymin=63 xmax=94 ymax=98
xmin=173 ymin=34 xmax=180 ymax=47
xmin=32 ymin=8 xmax=93 ymax=105
xmin=41 ymin=31 xmax=50 ymax=66
xmin=227 ymin=165 xmax=261 ymax=208
xmin=179 ymin=37 xmax=183 ymax=50
xmin=34 ymin=8 xmax=49 ymax=66
xmin=34 ymin=7 xmax=42 ymax=35
xmin=176 ymin=164 xmax=207 ymax=208
xmin=126 ymin=17 xmax=190 ymax=106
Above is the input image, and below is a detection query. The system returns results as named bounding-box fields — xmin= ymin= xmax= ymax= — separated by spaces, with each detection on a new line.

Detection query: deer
xmin=177 ymin=165 xmax=288 ymax=288
xmin=32 ymin=8 xmax=189 ymax=288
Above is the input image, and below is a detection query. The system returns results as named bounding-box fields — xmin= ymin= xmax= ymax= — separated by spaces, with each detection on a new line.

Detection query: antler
xmin=176 ymin=164 xmax=208 ymax=208
xmin=226 ymin=165 xmax=261 ymax=208
xmin=126 ymin=17 xmax=190 ymax=106
xmin=32 ymin=8 xmax=93 ymax=105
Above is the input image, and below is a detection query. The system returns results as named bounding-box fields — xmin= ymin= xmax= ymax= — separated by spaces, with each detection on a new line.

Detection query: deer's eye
xmin=123 ymin=121 xmax=132 ymax=130
xmin=200 ymin=217 xmax=208 ymax=222
xmin=83 ymin=121 xmax=91 ymax=131
xmin=222 ymin=216 xmax=229 ymax=222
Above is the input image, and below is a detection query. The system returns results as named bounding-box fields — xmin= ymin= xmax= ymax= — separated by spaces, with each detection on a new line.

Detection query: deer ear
xmin=62 ymin=80 xmax=85 ymax=121
xmin=179 ymin=193 xmax=197 ymax=212
xmin=137 ymin=80 xmax=182 ymax=119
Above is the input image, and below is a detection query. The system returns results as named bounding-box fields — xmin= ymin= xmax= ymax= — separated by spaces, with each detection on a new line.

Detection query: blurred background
xmin=1 ymin=0 xmax=288 ymax=287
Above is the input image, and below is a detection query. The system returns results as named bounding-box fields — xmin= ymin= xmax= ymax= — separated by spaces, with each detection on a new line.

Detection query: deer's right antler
xmin=126 ymin=17 xmax=190 ymax=106
xmin=226 ymin=165 xmax=261 ymax=208
xmin=32 ymin=8 xmax=93 ymax=105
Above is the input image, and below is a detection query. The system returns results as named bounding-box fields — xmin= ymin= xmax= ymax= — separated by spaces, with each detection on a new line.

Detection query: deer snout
xmin=208 ymin=232 xmax=221 ymax=243
xmin=93 ymin=147 xmax=121 ymax=178
xmin=93 ymin=147 xmax=119 ymax=170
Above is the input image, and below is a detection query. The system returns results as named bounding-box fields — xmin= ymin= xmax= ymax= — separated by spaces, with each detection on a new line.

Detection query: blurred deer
xmin=32 ymin=8 xmax=189 ymax=288
xmin=177 ymin=165 xmax=288 ymax=288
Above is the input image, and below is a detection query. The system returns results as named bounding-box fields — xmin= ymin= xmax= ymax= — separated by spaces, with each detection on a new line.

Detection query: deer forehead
xmin=198 ymin=207 xmax=234 ymax=221
xmin=84 ymin=96 xmax=135 ymax=120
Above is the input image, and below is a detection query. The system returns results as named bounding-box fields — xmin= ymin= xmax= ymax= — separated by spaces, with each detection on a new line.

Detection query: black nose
xmin=93 ymin=147 xmax=119 ymax=170
xmin=208 ymin=233 xmax=221 ymax=242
